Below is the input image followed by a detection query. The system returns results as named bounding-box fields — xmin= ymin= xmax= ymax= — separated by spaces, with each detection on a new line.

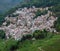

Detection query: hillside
xmin=0 ymin=0 xmax=23 ymax=13
xmin=0 ymin=0 xmax=60 ymax=51
xmin=0 ymin=33 xmax=60 ymax=51
xmin=17 ymin=35 xmax=60 ymax=51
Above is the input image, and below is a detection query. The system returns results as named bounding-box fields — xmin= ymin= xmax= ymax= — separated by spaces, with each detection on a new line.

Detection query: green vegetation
xmin=23 ymin=0 xmax=60 ymax=8
xmin=53 ymin=5 xmax=60 ymax=32
xmin=21 ymin=34 xmax=32 ymax=41
xmin=42 ymin=35 xmax=60 ymax=51
xmin=33 ymin=30 xmax=54 ymax=39
xmin=33 ymin=10 xmax=48 ymax=19
xmin=0 ymin=30 xmax=60 ymax=51
xmin=0 ymin=15 xmax=5 ymax=26
xmin=0 ymin=0 xmax=60 ymax=51
xmin=0 ymin=39 xmax=18 ymax=51
xmin=6 ymin=21 xmax=10 ymax=26
xmin=0 ymin=30 xmax=5 ymax=39
xmin=33 ymin=30 xmax=47 ymax=39
xmin=49 ymin=5 xmax=60 ymax=32
xmin=0 ymin=29 xmax=60 ymax=51
xmin=17 ymin=34 xmax=60 ymax=51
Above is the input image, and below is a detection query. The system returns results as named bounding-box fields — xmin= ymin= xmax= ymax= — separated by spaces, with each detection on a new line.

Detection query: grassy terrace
xmin=0 ymin=30 xmax=60 ymax=51
xmin=0 ymin=31 xmax=60 ymax=51
xmin=16 ymin=35 xmax=60 ymax=51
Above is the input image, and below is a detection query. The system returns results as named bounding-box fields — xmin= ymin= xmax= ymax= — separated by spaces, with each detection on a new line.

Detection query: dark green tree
xmin=0 ymin=30 xmax=5 ymax=39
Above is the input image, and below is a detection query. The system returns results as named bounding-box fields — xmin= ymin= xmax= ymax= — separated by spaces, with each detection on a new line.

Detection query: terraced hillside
xmin=17 ymin=35 xmax=60 ymax=51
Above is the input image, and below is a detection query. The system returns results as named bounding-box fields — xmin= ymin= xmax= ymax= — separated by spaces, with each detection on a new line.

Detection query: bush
xmin=6 ymin=21 xmax=10 ymax=26
xmin=33 ymin=10 xmax=42 ymax=19
xmin=33 ymin=30 xmax=55 ymax=39
xmin=33 ymin=30 xmax=47 ymax=39
xmin=0 ymin=30 xmax=5 ymax=39
xmin=41 ymin=10 xmax=48 ymax=15
xmin=47 ymin=32 xmax=54 ymax=38
xmin=5 ymin=39 xmax=18 ymax=51
xmin=0 ymin=38 xmax=18 ymax=51
xmin=21 ymin=34 xmax=32 ymax=41
xmin=33 ymin=9 xmax=48 ymax=19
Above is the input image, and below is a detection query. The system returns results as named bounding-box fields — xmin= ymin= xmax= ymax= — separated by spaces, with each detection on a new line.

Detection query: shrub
xmin=33 ymin=30 xmax=46 ymax=39
xmin=33 ymin=10 xmax=48 ymax=19
xmin=0 ymin=38 xmax=18 ymax=51
xmin=21 ymin=34 xmax=32 ymax=41
xmin=41 ymin=10 xmax=48 ymax=15
xmin=47 ymin=32 xmax=54 ymax=38
xmin=33 ymin=10 xmax=42 ymax=19
xmin=0 ymin=30 xmax=6 ymax=39
xmin=5 ymin=39 xmax=18 ymax=51
xmin=6 ymin=21 xmax=10 ymax=26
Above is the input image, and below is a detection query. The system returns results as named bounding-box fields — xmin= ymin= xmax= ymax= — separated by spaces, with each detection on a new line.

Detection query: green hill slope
xmin=17 ymin=35 xmax=60 ymax=51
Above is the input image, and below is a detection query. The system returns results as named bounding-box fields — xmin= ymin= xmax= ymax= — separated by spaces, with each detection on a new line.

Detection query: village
xmin=0 ymin=6 xmax=57 ymax=40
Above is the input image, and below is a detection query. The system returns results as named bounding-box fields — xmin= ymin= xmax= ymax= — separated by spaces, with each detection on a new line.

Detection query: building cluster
xmin=0 ymin=6 xmax=57 ymax=40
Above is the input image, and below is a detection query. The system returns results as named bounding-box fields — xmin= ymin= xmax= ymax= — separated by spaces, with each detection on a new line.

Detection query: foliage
xmin=42 ymin=10 xmax=48 ymax=15
xmin=49 ymin=5 xmax=60 ymax=32
xmin=47 ymin=32 xmax=54 ymax=38
xmin=0 ymin=30 xmax=5 ymax=39
xmin=0 ymin=39 xmax=18 ymax=51
xmin=17 ymin=35 xmax=60 ymax=51
xmin=0 ymin=15 xmax=5 ymax=26
xmin=42 ymin=35 xmax=60 ymax=51
xmin=21 ymin=34 xmax=32 ymax=41
xmin=33 ymin=10 xmax=48 ymax=19
xmin=33 ymin=10 xmax=42 ymax=19
xmin=33 ymin=30 xmax=47 ymax=39
xmin=0 ymin=34 xmax=59 ymax=51
xmin=23 ymin=0 xmax=60 ymax=7
xmin=6 ymin=21 xmax=10 ymax=26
